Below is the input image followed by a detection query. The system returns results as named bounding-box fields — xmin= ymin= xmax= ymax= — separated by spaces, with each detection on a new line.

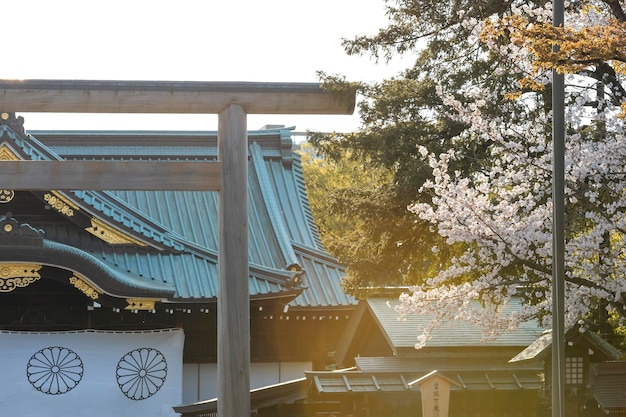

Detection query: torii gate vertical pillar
xmin=217 ymin=104 xmax=250 ymax=417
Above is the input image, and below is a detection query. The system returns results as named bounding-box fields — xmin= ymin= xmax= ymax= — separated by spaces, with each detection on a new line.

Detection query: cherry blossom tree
xmin=397 ymin=1 xmax=626 ymax=348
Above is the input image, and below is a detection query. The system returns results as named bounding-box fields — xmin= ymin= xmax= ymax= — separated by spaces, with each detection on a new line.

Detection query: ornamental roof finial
xmin=0 ymin=112 xmax=25 ymax=136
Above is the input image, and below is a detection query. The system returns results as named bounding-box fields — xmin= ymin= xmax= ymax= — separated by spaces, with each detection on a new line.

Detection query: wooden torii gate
xmin=0 ymin=79 xmax=356 ymax=417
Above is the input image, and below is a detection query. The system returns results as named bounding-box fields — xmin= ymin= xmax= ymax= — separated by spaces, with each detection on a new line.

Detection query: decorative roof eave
xmin=156 ymin=288 xmax=304 ymax=308
xmin=248 ymin=262 xmax=304 ymax=289
xmin=0 ymin=215 xmax=174 ymax=299
xmin=0 ymin=212 xmax=304 ymax=302
xmin=40 ymin=191 xmax=159 ymax=248
xmin=249 ymin=288 xmax=304 ymax=303
xmin=0 ymin=239 xmax=175 ymax=298
xmin=408 ymin=370 xmax=462 ymax=388
xmin=0 ymin=117 xmax=183 ymax=251
xmin=305 ymin=369 xmax=544 ymax=394
xmin=53 ymin=190 xmax=184 ymax=251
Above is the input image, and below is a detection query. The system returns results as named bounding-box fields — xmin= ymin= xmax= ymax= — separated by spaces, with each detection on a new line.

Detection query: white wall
xmin=182 ymin=361 xmax=312 ymax=404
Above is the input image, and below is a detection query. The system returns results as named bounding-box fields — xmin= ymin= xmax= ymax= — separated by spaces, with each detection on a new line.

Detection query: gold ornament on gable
xmin=44 ymin=192 xmax=78 ymax=217
xmin=125 ymin=298 xmax=158 ymax=311
xmin=69 ymin=275 xmax=100 ymax=300
xmin=0 ymin=144 xmax=20 ymax=203
xmin=86 ymin=217 xmax=146 ymax=246
xmin=0 ymin=263 xmax=42 ymax=292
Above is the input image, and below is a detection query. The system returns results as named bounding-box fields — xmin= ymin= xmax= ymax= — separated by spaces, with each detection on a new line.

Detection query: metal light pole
xmin=552 ymin=1 xmax=566 ymax=417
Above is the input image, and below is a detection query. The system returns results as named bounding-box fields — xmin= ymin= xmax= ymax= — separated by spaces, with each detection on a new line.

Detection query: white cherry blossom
xmin=395 ymin=2 xmax=626 ymax=347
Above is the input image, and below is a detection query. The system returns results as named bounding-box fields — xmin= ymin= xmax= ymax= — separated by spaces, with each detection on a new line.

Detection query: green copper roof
xmin=0 ymin=114 xmax=355 ymax=308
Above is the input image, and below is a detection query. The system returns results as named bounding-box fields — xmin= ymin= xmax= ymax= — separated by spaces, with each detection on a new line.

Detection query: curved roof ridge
xmin=1 ymin=123 xmax=62 ymax=162
xmin=292 ymin=241 xmax=342 ymax=265
xmin=249 ymin=141 xmax=300 ymax=270
xmin=291 ymin=153 xmax=326 ymax=250
xmin=0 ymin=214 xmax=174 ymax=299
xmin=0 ymin=119 xmax=182 ymax=251
xmin=0 ymin=122 xmax=185 ymax=251
xmin=70 ymin=189 xmax=186 ymax=250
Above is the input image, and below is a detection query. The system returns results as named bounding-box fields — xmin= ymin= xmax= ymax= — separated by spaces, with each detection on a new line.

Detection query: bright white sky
xmin=4 ymin=0 xmax=410 ymax=134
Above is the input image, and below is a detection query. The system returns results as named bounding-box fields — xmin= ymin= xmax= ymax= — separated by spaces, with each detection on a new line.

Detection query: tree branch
xmin=601 ymin=0 xmax=626 ymax=22
xmin=581 ymin=62 xmax=626 ymax=105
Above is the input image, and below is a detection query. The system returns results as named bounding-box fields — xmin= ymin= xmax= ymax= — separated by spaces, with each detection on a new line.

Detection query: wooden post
xmin=217 ymin=104 xmax=250 ymax=417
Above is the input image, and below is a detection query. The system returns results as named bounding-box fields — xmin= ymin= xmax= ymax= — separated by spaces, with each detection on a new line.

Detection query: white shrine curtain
xmin=0 ymin=329 xmax=184 ymax=417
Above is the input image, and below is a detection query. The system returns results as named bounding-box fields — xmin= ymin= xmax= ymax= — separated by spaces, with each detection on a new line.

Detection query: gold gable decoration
xmin=0 ymin=143 xmax=20 ymax=204
xmin=69 ymin=274 xmax=100 ymax=300
xmin=0 ymin=143 xmax=20 ymax=161
xmin=125 ymin=298 xmax=158 ymax=311
xmin=44 ymin=192 xmax=78 ymax=217
xmin=0 ymin=263 xmax=42 ymax=292
xmin=0 ymin=190 xmax=14 ymax=203
xmin=86 ymin=217 xmax=146 ymax=246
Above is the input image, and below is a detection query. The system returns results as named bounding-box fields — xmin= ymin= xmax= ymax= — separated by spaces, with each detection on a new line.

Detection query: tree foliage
xmin=299 ymin=142 xmax=451 ymax=297
xmin=310 ymin=0 xmax=538 ymax=293
xmin=307 ymin=0 xmax=626 ymax=347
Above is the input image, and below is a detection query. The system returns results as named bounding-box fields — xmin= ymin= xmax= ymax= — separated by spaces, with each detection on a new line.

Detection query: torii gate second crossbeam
xmin=0 ymin=79 xmax=356 ymax=417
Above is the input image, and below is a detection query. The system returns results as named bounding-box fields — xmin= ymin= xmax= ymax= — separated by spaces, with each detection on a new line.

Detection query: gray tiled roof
xmin=367 ymin=298 xmax=544 ymax=352
xmin=591 ymin=362 xmax=626 ymax=412
xmin=354 ymin=356 xmax=542 ymax=373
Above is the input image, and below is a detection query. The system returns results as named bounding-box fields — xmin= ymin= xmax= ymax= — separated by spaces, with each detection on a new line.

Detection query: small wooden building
xmin=270 ymin=298 xmax=624 ymax=417
xmin=300 ymin=296 xmax=547 ymax=417
xmin=511 ymin=326 xmax=625 ymax=416
xmin=0 ymin=113 xmax=356 ymax=415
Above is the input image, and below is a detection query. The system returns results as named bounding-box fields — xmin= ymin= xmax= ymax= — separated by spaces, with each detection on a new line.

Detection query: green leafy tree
xmin=305 ymin=0 xmax=626 ymax=346
xmin=299 ymin=142 xmax=451 ymax=297
xmin=308 ymin=0 xmax=530 ymax=293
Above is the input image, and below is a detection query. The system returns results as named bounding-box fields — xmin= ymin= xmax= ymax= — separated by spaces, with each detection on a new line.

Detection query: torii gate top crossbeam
xmin=0 ymin=79 xmax=356 ymax=115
